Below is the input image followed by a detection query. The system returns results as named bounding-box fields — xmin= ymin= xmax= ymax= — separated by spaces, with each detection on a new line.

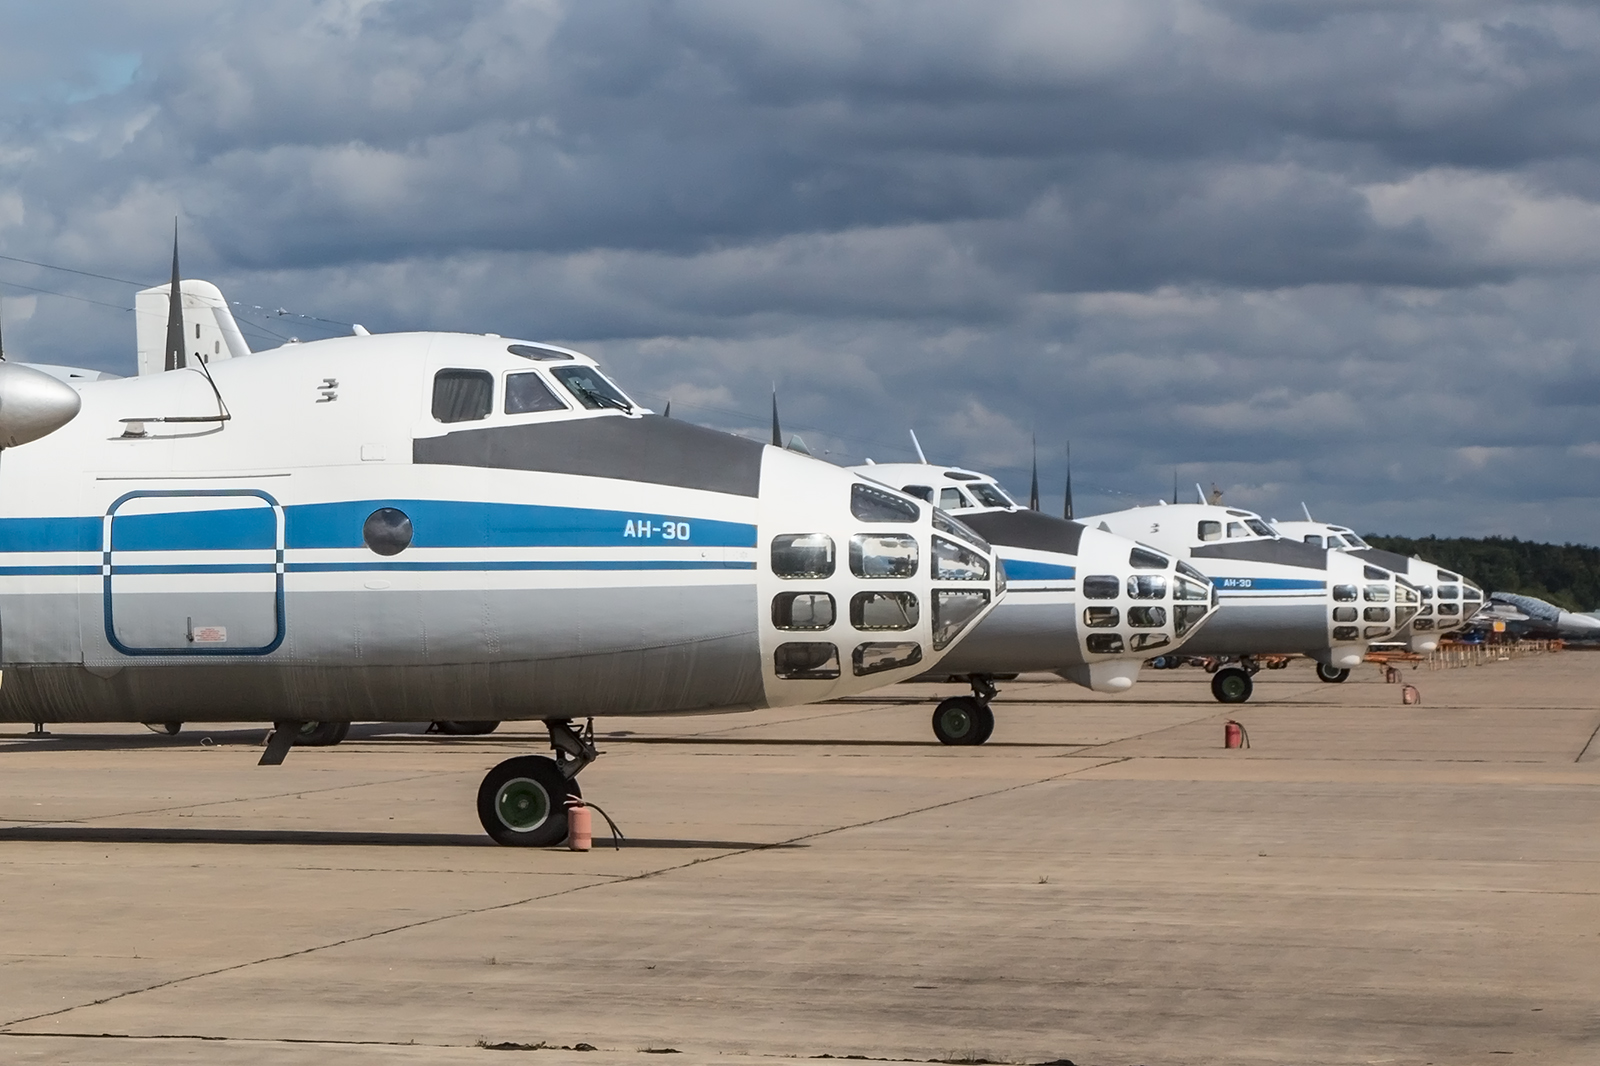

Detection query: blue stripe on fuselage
xmin=1213 ymin=577 xmax=1327 ymax=591
xmin=997 ymin=558 xmax=1076 ymax=581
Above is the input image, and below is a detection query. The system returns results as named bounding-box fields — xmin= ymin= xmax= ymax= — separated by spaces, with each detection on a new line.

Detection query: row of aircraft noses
xmin=0 ymin=262 xmax=1491 ymax=844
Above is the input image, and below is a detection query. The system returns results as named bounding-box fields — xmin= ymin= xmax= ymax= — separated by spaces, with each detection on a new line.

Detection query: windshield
xmin=1244 ymin=519 xmax=1275 ymax=537
xmin=968 ymin=482 xmax=1015 ymax=508
xmin=550 ymin=365 xmax=634 ymax=412
xmin=1343 ymin=533 xmax=1369 ymax=548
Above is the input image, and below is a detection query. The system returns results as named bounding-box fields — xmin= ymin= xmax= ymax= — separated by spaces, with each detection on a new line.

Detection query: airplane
xmin=1471 ymin=591 xmax=1600 ymax=641
xmin=848 ymin=448 xmax=1218 ymax=743
xmin=1079 ymin=491 xmax=1421 ymax=702
xmin=0 ymin=247 xmax=1005 ymax=846
xmin=1270 ymin=506 xmax=1483 ymax=652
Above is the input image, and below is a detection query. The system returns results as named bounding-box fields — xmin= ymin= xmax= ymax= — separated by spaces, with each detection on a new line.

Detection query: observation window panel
xmin=850 ymin=591 xmax=918 ymax=631
xmin=771 ymin=534 xmax=835 ymax=579
xmin=1363 ymin=584 xmax=1390 ymax=603
xmin=1332 ymin=606 xmax=1358 ymax=623
xmin=1364 ymin=625 xmax=1391 ymax=638
xmin=507 ymin=343 xmax=574 ymax=362
xmin=1395 ymin=605 xmax=1418 ymax=628
xmin=1418 ymin=586 xmax=1433 ymax=600
xmin=1174 ymin=576 xmax=1211 ymax=601
xmin=850 ymin=534 xmax=918 ymax=579
xmin=363 ymin=508 xmax=413 ymax=556
xmin=1085 ymin=633 xmax=1125 ymax=654
xmin=1395 ymin=584 xmax=1419 ymax=605
xmin=1177 ymin=560 xmax=1208 ymax=582
xmin=1413 ymin=618 xmax=1434 ymax=631
xmin=1174 ymin=603 xmax=1208 ymax=636
xmin=851 ymin=483 xmax=919 ymax=523
xmin=1082 ymin=575 xmax=1120 ymax=600
xmin=550 ymin=365 xmax=634 ymax=412
xmin=1083 ymin=606 xmax=1119 ymax=628
xmin=1129 ymin=632 xmax=1170 ymax=652
xmin=1363 ymin=607 xmax=1391 ymax=623
xmin=1303 ymin=535 xmax=1324 ymax=548
xmin=1436 ymin=585 xmax=1459 ymax=600
xmin=1332 ymin=584 xmax=1358 ymax=602
xmin=1127 ymin=574 xmax=1167 ymax=600
xmin=939 ymin=488 xmax=969 ymax=510
xmin=1130 ymin=547 xmax=1168 ymax=570
xmin=1245 ymin=519 xmax=1274 ymax=537
xmin=1326 ymin=535 xmax=1346 ymax=548
xmin=1226 ymin=522 xmax=1247 ymax=538
xmin=1463 ymin=585 xmax=1482 ymax=601
xmin=932 ymin=510 xmax=989 ymax=551
xmin=932 ymin=590 xmax=989 ymax=650
xmin=432 ymin=369 xmax=494 ymax=423
xmin=901 ymin=485 xmax=934 ymax=503
xmin=1127 ymin=605 xmax=1167 ymax=628
xmin=1437 ymin=603 xmax=1460 ymax=616
xmin=772 ymin=592 xmax=836 ymax=631
xmin=968 ymin=482 xmax=1015 ymax=508
xmin=504 ymin=372 xmax=568 ymax=415
xmin=1332 ymin=625 xmax=1360 ymax=641
xmin=773 ymin=642 xmax=840 ymax=680
xmin=852 ymin=641 xmax=923 ymax=677
xmin=1438 ymin=571 xmax=1461 ymax=582
xmin=1364 ymin=566 xmax=1391 ymax=581
xmin=1198 ymin=521 xmax=1222 ymax=542
xmin=932 ymin=535 xmax=988 ymax=581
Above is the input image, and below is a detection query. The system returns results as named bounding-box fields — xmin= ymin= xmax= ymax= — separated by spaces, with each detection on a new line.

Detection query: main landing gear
xmin=932 ymin=676 xmax=997 ymax=746
xmin=1315 ymin=663 xmax=1351 ymax=683
xmin=476 ymin=718 xmax=598 ymax=847
xmin=1210 ymin=666 xmax=1254 ymax=704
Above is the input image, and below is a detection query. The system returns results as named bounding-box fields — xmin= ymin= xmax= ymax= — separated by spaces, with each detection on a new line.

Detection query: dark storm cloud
xmin=5 ymin=1 xmax=1600 ymax=542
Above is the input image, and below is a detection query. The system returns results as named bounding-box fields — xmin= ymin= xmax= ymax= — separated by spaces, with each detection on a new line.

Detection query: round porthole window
xmin=363 ymin=507 xmax=413 ymax=556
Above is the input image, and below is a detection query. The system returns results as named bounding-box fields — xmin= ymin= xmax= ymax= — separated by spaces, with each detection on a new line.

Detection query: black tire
xmin=972 ymin=703 xmax=996 ymax=745
xmin=1316 ymin=664 xmax=1350 ymax=683
xmin=932 ymin=697 xmax=986 ymax=745
xmin=295 ymin=721 xmax=350 ymax=746
xmin=142 ymin=722 xmax=183 ymax=736
xmin=476 ymin=756 xmax=578 ymax=847
xmin=433 ymin=721 xmax=501 ymax=735
xmin=1211 ymin=667 xmax=1253 ymax=704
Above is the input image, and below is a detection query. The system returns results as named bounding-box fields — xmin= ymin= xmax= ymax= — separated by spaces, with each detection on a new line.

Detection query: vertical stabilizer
xmin=136 ymin=279 xmax=252 ymax=376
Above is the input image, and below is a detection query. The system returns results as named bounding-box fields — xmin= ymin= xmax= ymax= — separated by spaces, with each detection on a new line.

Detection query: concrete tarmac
xmin=0 ymin=653 xmax=1597 ymax=1065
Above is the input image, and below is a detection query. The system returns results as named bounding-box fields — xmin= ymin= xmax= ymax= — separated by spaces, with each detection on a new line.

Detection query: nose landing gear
xmin=1210 ymin=664 xmax=1255 ymax=703
xmin=931 ymin=676 xmax=997 ymax=746
xmin=1315 ymin=663 xmax=1351 ymax=683
xmin=477 ymin=718 xmax=598 ymax=847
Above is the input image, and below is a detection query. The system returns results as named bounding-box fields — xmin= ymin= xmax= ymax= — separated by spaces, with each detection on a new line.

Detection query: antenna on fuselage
xmin=1301 ymin=501 xmax=1314 ymax=522
xmin=1173 ymin=469 xmax=1179 ymax=505
xmin=909 ymin=429 xmax=928 ymax=464
xmin=662 ymin=400 xmax=670 ymax=418
xmin=1029 ymin=436 xmax=1041 ymax=511
xmin=1195 ymin=482 xmax=1206 ymax=504
xmin=163 ymin=219 xmax=186 ymax=372
xmin=1063 ymin=441 xmax=1074 ymax=520
xmin=770 ymin=388 xmax=782 ymax=447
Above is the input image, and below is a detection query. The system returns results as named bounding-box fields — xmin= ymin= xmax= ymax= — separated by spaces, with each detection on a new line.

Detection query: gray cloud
xmin=4 ymin=0 xmax=1600 ymax=540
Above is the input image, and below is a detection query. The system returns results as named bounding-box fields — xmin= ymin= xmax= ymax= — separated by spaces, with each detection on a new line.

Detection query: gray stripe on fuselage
xmin=1175 ymin=601 xmax=1329 ymax=656
xmin=1191 ymin=539 xmax=1328 ymax=569
xmin=916 ymin=598 xmax=1084 ymax=677
xmin=1351 ymin=547 xmax=1412 ymax=574
xmin=413 ymin=415 xmax=765 ymax=496
xmin=960 ymin=511 xmax=1085 ymax=555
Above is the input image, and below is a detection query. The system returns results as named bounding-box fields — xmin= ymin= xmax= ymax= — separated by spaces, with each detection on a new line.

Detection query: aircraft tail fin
xmin=136 ymin=279 xmax=252 ymax=376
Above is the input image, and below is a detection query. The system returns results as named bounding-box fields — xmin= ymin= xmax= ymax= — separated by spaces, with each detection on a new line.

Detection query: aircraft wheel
xmin=1211 ymin=667 xmax=1253 ymax=704
xmin=1316 ymin=664 xmax=1351 ymax=684
xmin=295 ymin=721 xmax=350 ymax=746
xmin=477 ymin=756 xmax=578 ymax=847
xmin=931 ymin=697 xmax=988 ymax=745
xmin=433 ymin=721 xmax=501 ymax=735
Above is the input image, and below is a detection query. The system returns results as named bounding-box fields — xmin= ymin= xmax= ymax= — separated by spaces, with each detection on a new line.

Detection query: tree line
xmin=1364 ymin=535 xmax=1600 ymax=612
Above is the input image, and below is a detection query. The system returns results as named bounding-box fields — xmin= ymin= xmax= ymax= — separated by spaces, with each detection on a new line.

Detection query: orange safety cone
xmin=565 ymin=796 xmax=592 ymax=851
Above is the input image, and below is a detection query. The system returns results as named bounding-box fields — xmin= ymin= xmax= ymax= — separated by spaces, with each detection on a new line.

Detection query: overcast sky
xmin=3 ymin=1 xmax=1600 ymax=540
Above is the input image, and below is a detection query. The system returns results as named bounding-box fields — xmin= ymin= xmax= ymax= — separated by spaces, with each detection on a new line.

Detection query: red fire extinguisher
xmin=565 ymin=796 xmax=592 ymax=851
xmin=1224 ymin=720 xmax=1250 ymax=749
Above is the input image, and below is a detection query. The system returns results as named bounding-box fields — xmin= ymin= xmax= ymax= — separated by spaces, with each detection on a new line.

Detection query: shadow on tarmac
xmin=0 ymin=826 xmax=801 ymax=850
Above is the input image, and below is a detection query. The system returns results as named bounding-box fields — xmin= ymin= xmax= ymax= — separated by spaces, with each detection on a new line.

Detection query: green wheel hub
xmin=1219 ymin=675 xmax=1247 ymax=699
xmin=938 ymin=705 xmax=974 ymax=739
xmin=495 ymin=778 xmax=553 ymax=832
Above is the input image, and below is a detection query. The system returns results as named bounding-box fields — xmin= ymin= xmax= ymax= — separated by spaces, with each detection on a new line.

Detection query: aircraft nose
xmin=755 ymin=449 xmax=1002 ymax=704
xmin=0 ymin=362 xmax=81 ymax=447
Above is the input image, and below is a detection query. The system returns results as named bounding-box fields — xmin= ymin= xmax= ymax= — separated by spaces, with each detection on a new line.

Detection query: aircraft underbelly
xmin=1178 ymin=598 xmax=1327 ymax=656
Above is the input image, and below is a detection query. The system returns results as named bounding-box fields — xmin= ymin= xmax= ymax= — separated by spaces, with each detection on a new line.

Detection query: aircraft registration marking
xmin=624 ymin=519 xmax=691 ymax=540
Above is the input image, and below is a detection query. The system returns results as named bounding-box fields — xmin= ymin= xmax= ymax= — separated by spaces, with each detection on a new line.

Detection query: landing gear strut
xmin=931 ymin=676 xmax=997 ymax=746
xmin=476 ymin=718 xmax=598 ymax=847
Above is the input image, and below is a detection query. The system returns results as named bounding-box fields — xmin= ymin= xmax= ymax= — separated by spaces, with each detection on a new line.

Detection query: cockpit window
xmin=968 ymin=483 xmax=1014 ymax=508
xmin=851 ymin=483 xmax=919 ymax=523
xmin=1325 ymin=535 xmax=1346 ymax=548
xmin=939 ymin=487 xmax=969 ymax=510
xmin=1303 ymin=535 xmax=1324 ymax=548
xmin=1226 ymin=522 xmax=1246 ymax=538
xmin=504 ymin=372 xmax=567 ymax=415
xmin=432 ymin=369 xmax=493 ymax=423
xmin=901 ymin=485 xmax=934 ymax=503
xmin=1245 ymin=519 xmax=1274 ymax=537
xmin=1129 ymin=547 xmax=1168 ymax=569
xmin=550 ymin=365 xmax=634 ymax=412
xmin=1198 ymin=520 xmax=1221 ymax=542
xmin=1344 ymin=533 xmax=1369 ymax=548
xmin=507 ymin=343 xmax=575 ymax=362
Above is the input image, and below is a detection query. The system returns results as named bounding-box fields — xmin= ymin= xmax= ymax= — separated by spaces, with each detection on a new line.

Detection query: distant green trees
xmin=1364 ymin=535 xmax=1600 ymax=612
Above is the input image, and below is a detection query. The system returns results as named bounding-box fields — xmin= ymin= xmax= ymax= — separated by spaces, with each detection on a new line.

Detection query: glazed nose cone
xmin=0 ymin=362 xmax=81 ymax=447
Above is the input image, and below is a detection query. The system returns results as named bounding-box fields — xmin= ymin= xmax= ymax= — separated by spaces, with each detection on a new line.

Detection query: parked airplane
xmin=0 ymin=254 xmax=1003 ymax=846
xmin=1270 ymin=508 xmax=1482 ymax=652
xmin=1473 ymin=591 xmax=1600 ymax=641
xmin=848 ymin=455 xmax=1217 ymax=743
xmin=1079 ymin=498 xmax=1420 ymax=701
